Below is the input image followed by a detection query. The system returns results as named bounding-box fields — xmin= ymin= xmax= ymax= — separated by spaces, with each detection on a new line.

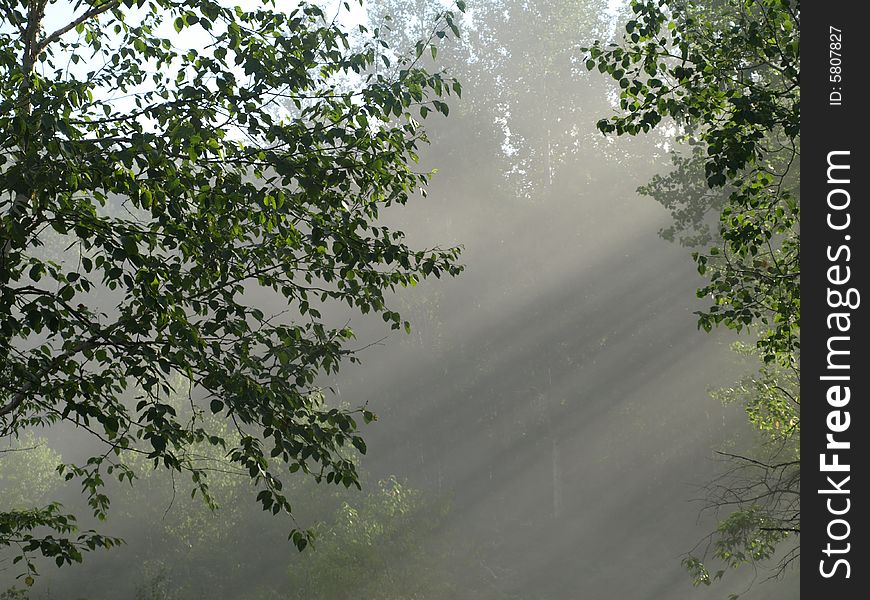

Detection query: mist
xmin=1 ymin=1 xmax=799 ymax=599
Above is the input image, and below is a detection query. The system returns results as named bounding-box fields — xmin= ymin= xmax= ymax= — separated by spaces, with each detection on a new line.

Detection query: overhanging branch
xmin=35 ymin=0 xmax=122 ymax=56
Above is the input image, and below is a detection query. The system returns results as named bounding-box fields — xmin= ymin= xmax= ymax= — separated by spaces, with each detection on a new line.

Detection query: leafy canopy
xmin=0 ymin=0 xmax=464 ymax=580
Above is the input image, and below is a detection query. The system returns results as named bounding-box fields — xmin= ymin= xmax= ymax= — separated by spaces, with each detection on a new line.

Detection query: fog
xmin=1 ymin=1 xmax=799 ymax=598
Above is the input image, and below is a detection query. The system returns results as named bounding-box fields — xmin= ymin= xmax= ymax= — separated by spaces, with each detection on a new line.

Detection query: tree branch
xmin=0 ymin=338 xmax=98 ymax=419
xmin=35 ymin=0 xmax=121 ymax=55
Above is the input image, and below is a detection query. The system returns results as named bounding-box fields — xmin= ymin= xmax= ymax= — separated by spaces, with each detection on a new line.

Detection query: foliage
xmin=285 ymin=477 xmax=452 ymax=600
xmin=1 ymin=434 xmax=122 ymax=586
xmin=105 ymin=388 xmax=341 ymax=598
xmin=0 ymin=434 xmax=62 ymax=509
xmin=684 ymin=344 xmax=799 ymax=590
xmin=637 ymin=141 xmax=730 ymax=248
xmin=584 ymin=0 xmax=800 ymax=590
xmin=0 ymin=430 xmax=510 ymax=599
xmin=0 ymin=0 xmax=465 ymax=581
xmin=1 ymin=393 xmax=364 ymax=598
xmin=0 ymin=588 xmax=30 ymax=600
xmin=584 ymin=0 xmax=799 ymax=365
xmin=285 ymin=476 xmax=526 ymax=600
xmin=715 ymin=344 xmax=798 ymax=442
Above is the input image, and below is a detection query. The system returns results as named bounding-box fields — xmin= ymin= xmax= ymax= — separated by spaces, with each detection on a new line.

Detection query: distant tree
xmin=0 ymin=0 xmax=464 ymax=582
xmin=637 ymin=141 xmax=731 ymax=248
xmin=285 ymin=477 xmax=453 ymax=600
xmin=584 ymin=0 xmax=799 ymax=592
xmin=286 ymin=476 xmax=529 ymax=600
xmin=0 ymin=413 xmax=520 ymax=599
xmin=369 ymin=0 xmax=623 ymax=200
xmin=0 ymin=385 xmax=339 ymax=596
xmin=0 ymin=434 xmax=62 ymax=511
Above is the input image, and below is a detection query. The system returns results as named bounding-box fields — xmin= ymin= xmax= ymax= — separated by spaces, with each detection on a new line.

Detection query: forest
xmin=1 ymin=0 xmax=799 ymax=599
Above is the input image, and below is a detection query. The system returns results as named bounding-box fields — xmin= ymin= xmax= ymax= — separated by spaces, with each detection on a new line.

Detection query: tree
xmin=584 ymin=0 xmax=799 ymax=591
xmin=585 ymin=0 xmax=799 ymax=364
xmin=369 ymin=0 xmax=620 ymax=200
xmin=285 ymin=476 xmax=530 ymax=600
xmin=285 ymin=476 xmax=452 ymax=600
xmin=687 ymin=343 xmax=799 ymax=588
xmin=0 ymin=407 xmax=524 ymax=599
xmin=0 ymin=0 xmax=465 ymax=582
